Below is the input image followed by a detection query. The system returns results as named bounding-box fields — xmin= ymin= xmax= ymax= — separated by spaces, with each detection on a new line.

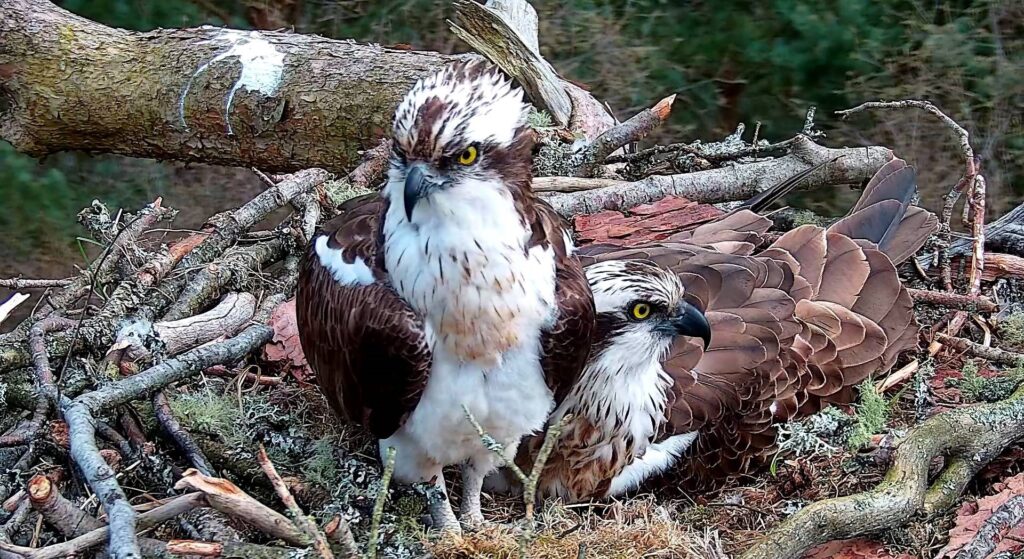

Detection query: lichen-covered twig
xmin=742 ymin=385 xmax=1024 ymax=559
xmin=257 ymin=445 xmax=334 ymax=559
xmin=366 ymin=447 xmax=397 ymax=559
xmin=163 ymin=239 xmax=286 ymax=321
xmin=0 ymin=279 xmax=72 ymax=290
xmin=954 ymin=494 xmax=1024 ymax=559
xmin=542 ymin=136 xmax=891 ymax=217
xmin=934 ymin=333 xmax=1024 ymax=366
xmin=464 ymin=406 xmax=571 ymax=558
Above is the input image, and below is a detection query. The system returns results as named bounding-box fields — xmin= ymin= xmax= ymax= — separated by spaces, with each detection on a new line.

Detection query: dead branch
xmin=742 ymin=386 xmax=1024 ymax=559
xmin=165 ymin=540 xmax=301 ymax=558
xmin=1 ymin=0 xmax=614 ymax=171
xmin=542 ymin=136 xmax=892 ymax=217
xmin=153 ymin=392 xmax=216 ymax=476
xmin=569 ymin=95 xmax=675 ymax=177
xmin=449 ymin=0 xmax=574 ymax=128
xmin=173 ymin=469 xmax=311 ymax=547
xmin=323 ymin=516 xmax=359 ymax=559
xmin=150 ymin=292 xmax=258 ymax=357
xmin=0 ymin=492 xmax=204 ymax=559
xmin=954 ymin=494 xmax=1024 ymax=559
xmin=0 ymin=0 xmax=450 ymax=172
xmin=934 ymin=333 xmax=1024 ymax=367
xmin=0 ymin=279 xmax=72 ymax=290
xmin=982 ymin=253 xmax=1024 ymax=282
xmin=907 ymin=289 xmax=998 ymax=313
xmin=256 ymin=445 xmax=334 ymax=559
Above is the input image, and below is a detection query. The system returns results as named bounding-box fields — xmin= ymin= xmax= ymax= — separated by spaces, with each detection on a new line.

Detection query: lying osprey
xmin=513 ymin=159 xmax=938 ymax=501
xmin=296 ymin=61 xmax=596 ymax=531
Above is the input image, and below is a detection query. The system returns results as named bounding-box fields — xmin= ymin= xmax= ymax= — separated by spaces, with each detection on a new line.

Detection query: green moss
xmin=950 ymin=360 xmax=1024 ymax=403
xmin=997 ymin=312 xmax=1024 ymax=350
xmin=847 ymin=381 xmax=888 ymax=451
xmin=168 ymin=390 xmax=242 ymax=438
xmin=303 ymin=439 xmax=342 ymax=489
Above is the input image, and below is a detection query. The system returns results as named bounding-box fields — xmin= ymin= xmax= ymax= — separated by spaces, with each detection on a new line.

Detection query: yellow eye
xmin=631 ymin=303 xmax=651 ymax=320
xmin=458 ymin=145 xmax=478 ymax=165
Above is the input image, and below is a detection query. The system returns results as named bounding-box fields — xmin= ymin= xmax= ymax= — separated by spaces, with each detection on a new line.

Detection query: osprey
xmin=296 ymin=60 xmax=594 ymax=530
xmin=517 ymin=159 xmax=938 ymax=501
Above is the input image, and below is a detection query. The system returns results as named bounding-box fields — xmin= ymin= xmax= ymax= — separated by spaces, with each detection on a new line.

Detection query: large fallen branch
xmin=0 ymin=0 xmax=611 ymax=172
xmin=741 ymin=386 xmax=1024 ymax=559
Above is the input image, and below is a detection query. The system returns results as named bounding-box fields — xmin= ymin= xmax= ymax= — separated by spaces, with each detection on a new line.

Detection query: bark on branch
xmin=741 ymin=386 xmax=1024 ymax=559
xmin=541 ymin=135 xmax=893 ymax=216
xmin=0 ymin=0 xmax=610 ymax=171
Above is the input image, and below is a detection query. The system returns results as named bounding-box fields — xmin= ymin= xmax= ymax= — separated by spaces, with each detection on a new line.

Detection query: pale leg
xmin=461 ymin=439 xmax=519 ymax=528
xmin=381 ymin=436 xmax=460 ymax=535
xmin=420 ymin=472 xmax=461 ymax=535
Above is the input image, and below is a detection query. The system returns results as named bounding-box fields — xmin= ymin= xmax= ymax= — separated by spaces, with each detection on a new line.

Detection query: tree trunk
xmin=0 ymin=0 xmax=456 ymax=173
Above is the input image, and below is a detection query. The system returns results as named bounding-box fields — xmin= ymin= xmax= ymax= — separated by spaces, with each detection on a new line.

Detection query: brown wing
xmin=573 ymin=160 xmax=937 ymax=488
xmin=296 ymin=194 xmax=431 ymax=439
xmin=532 ymin=200 xmax=595 ymax=405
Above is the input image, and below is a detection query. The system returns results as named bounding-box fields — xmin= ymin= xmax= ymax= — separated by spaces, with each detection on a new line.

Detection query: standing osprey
xmin=296 ymin=60 xmax=594 ymax=530
xmin=519 ymin=159 xmax=938 ymax=501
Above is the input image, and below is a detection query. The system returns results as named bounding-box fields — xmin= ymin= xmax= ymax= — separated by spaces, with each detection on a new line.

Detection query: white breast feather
xmin=378 ymin=172 xmax=559 ymax=479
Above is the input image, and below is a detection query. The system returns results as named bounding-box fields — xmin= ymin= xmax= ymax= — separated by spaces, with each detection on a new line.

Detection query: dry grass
xmin=426 ymin=496 xmax=726 ymax=559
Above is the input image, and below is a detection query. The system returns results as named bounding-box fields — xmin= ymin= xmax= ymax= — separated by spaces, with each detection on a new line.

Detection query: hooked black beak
xmin=670 ymin=301 xmax=711 ymax=350
xmin=404 ymin=165 xmax=428 ymax=222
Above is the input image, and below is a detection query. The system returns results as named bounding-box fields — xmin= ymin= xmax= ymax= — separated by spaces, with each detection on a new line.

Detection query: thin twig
xmin=153 ymin=390 xmax=216 ymax=476
xmin=257 ymin=445 xmax=334 ymax=559
xmin=366 ymin=447 xmax=397 ymax=559
xmin=464 ymin=406 xmax=571 ymax=558
xmin=0 ymin=279 xmax=73 ymax=290
xmin=837 ymin=99 xmax=977 ymax=294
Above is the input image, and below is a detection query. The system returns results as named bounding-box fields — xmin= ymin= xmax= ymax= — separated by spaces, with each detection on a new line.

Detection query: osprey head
xmin=586 ymin=259 xmax=711 ymax=358
xmin=388 ymin=59 xmax=534 ymax=222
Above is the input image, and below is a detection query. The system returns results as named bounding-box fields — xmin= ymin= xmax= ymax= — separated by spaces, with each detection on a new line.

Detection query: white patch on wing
xmin=314 ymin=236 xmax=374 ymax=287
xmin=607 ymin=432 xmax=697 ymax=497
xmin=179 ymin=28 xmax=285 ymax=134
xmin=563 ymin=230 xmax=576 ymax=256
